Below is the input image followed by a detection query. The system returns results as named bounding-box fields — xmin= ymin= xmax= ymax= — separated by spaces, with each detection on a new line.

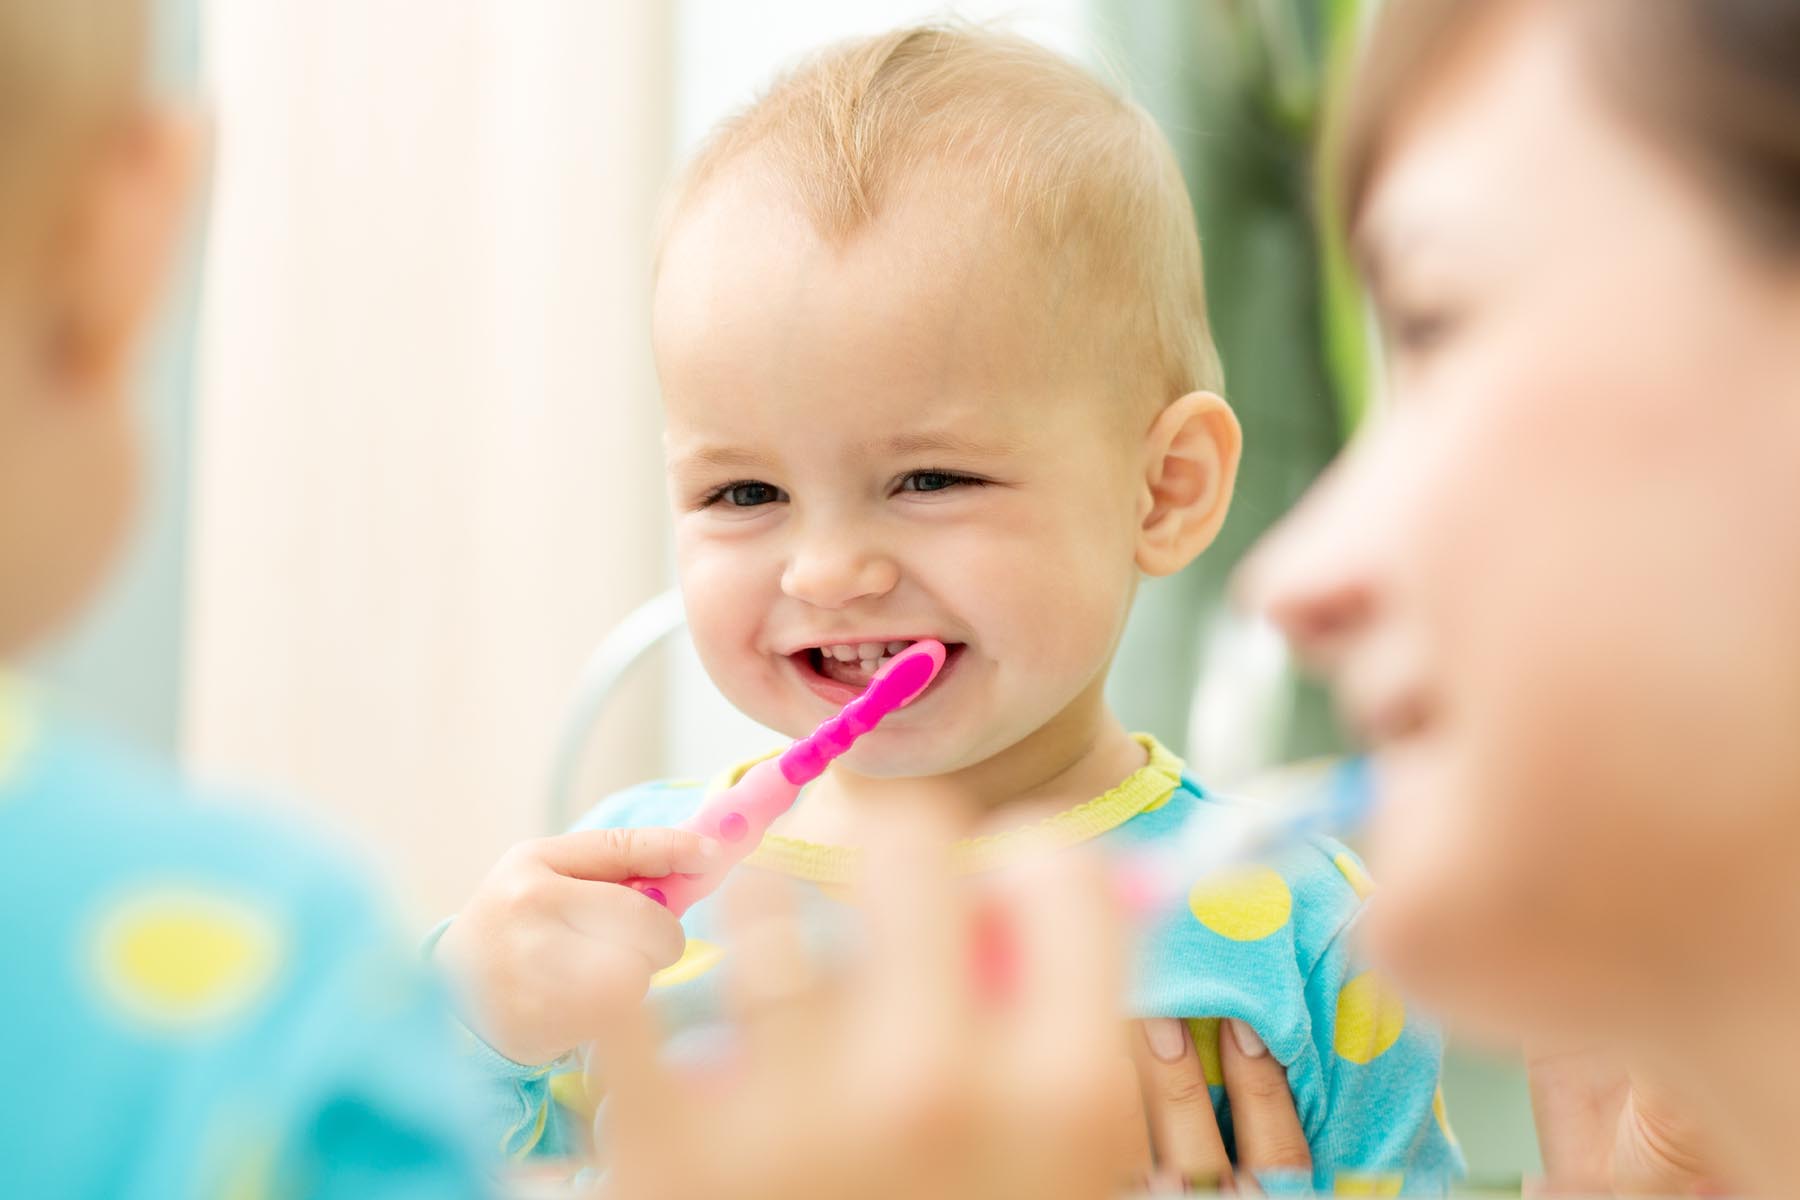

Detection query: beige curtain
xmin=187 ymin=1 xmax=671 ymax=920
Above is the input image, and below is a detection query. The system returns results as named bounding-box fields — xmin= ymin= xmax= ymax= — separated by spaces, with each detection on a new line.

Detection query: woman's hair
xmin=0 ymin=0 xmax=146 ymax=268
xmin=1332 ymin=0 xmax=1800 ymax=254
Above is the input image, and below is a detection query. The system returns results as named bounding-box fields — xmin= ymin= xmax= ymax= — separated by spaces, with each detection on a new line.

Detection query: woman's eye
xmin=1385 ymin=306 xmax=1460 ymax=357
xmin=898 ymin=470 xmax=984 ymax=495
xmin=703 ymin=480 xmax=786 ymax=509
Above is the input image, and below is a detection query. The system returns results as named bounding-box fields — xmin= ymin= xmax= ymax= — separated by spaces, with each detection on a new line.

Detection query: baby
xmin=450 ymin=24 xmax=1463 ymax=1192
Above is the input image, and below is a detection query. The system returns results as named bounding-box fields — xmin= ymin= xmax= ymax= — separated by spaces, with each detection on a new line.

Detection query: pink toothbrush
xmin=623 ymin=639 xmax=948 ymax=917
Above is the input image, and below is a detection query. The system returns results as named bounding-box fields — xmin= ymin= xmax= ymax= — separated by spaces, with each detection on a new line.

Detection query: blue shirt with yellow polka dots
xmin=0 ymin=678 xmax=489 ymax=1199
xmin=477 ymin=735 xmax=1464 ymax=1194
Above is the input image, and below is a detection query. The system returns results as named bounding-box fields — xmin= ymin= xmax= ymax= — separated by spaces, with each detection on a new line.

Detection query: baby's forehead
xmin=655 ymin=161 xmax=1113 ymax=404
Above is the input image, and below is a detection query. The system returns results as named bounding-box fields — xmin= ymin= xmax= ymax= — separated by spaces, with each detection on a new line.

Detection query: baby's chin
xmin=828 ymin=733 xmax=969 ymax=780
xmin=744 ymin=700 xmax=977 ymax=779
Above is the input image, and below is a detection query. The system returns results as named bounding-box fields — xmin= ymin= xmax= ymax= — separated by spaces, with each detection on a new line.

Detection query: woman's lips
xmin=1348 ymin=688 xmax=1439 ymax=749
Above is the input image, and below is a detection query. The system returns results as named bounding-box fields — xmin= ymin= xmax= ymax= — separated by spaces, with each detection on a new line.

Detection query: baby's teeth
xmin=857 ymin=642 xmax=884 ymax=660
xmin=830 ymin=645 xmax=856 ymax=662
xmin=885 ymin=641 xmax=909 ymax=655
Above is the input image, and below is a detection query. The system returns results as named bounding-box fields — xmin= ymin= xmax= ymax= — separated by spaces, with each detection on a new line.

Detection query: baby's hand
xmin=436 ymin=827 xmax=721 ymax=1066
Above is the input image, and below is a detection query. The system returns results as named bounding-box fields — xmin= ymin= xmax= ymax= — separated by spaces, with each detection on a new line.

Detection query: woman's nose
xmin=780 ymin=528 xmax=900 ymax=610
xmin=1237 ymin=470 xmax=1381 ymax=675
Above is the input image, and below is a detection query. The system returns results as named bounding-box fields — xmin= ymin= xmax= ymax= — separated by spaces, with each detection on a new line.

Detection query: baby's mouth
xmin=807 ymin=640 xmax=920 ymax=687
xmin=792 ymin=639 xmax=966 ymax=693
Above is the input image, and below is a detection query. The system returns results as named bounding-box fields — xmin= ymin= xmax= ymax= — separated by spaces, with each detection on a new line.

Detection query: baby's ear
xmin=49 ymin=105 xmax=201 ymax=401
xmin=1135 ymin=391 xmax=1241 ymax=577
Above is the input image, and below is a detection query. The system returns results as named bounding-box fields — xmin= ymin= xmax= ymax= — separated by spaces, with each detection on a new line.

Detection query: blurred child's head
xmin=0 ymin=0 xmax=192 ymax=658
xmin=653 ymin=25 xmax=1240 ymax=778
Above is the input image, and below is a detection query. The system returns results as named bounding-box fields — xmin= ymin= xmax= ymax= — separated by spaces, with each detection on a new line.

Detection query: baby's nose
xmin=780 ymin=536 xmax=900 ymax=610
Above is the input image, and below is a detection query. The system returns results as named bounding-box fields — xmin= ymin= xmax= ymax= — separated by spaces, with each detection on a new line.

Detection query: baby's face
xmin=655 ymin=169 xmax=1148 ymax=778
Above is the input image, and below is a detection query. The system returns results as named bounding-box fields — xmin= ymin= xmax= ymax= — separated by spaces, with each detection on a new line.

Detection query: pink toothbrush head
xmin=779 ymin=639 xmax=946 ymax=783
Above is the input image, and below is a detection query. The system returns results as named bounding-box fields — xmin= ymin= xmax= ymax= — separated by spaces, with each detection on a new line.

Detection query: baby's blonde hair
xmin=0 ymin=0 xmax=146 ymax=270
xmin=664 ymin=24 xmax=1224 ymax=406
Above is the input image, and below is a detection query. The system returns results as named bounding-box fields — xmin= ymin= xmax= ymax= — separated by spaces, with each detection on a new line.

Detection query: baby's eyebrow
xmin=871 ymin=431 xmax=1020 ymax=458
xmin=670 ymin=445 xmax=770 ymax=472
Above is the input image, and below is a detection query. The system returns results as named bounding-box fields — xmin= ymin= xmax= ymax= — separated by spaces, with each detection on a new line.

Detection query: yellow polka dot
xmin=651 ymin=938 xmax=724 ymax=988
xmin=1186 ymin=1017 xmax=1223 ymax=1087
xmin=1333 ymin=1171 xmax=1405 ymax=1196
xmin=1334 ymin=972 xmax=1406 ymax=1065
xmin=93 ymin=888 xmax=281 ymax=1029
xmin=1333 ymin=852 xmax=1377 ymax=901
xmin=1433 ymin=1086 xmax=1459 ymax=1145
xmin=1188 ymin=867 xmax=1292 ymax=941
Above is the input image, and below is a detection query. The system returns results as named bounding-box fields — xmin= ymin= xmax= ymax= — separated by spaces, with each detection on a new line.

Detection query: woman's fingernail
xmin=1143 ymin=1017 xmax=1188 ymax=1063
xmin=1229 ymin=1017 xmax=1267 ymax=1058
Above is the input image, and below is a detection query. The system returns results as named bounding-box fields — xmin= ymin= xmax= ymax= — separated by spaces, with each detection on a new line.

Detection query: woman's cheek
xmin=1364 ymin=753 xmax=1517 ymax=1005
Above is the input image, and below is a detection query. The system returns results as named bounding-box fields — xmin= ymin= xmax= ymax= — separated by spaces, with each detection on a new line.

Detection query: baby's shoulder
xmin=1117 ymin=773 xmax=1376 ymax=968
xmin=570 ymin=775 xmax=714 ymax=833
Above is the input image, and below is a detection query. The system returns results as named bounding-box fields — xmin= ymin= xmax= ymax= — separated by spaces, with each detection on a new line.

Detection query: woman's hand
xmin=589 ymin=819 xmax=1133 ymax=1200
xmin=1131 ymin=1015 xmax=1312 ymax=1192
xmin=1527 ymin=1043 xmax=1727 ymax=1196
xmin=436 ymin=827 xmax=721 ymax=1065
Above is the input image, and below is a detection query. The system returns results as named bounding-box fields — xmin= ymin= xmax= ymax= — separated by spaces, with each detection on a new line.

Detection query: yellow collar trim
xmin=0 ymin=672 xmax=37 ymax=789
xmin=726 ymin=733 xmax=1185 ymax=886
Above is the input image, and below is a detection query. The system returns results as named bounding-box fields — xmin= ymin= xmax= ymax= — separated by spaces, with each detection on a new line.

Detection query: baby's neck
xmin=776 ymin=701 xmax=1149 ymax=845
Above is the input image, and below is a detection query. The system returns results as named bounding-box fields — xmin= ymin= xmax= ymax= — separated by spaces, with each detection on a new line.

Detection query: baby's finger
xmin=557 ymin=875 xmax=688 ymax=970
xmin=533 ymin=827 xmax=723 ymax=883
xmin=1220 ymin=1018 xmax=1311 ymax=1175
xmin=1134 ymin=1017 xmax=1234 ymax=1191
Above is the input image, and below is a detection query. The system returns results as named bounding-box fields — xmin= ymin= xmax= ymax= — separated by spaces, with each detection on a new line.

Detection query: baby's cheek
xmin=678 ymin=546 xmax=762 ymax=663
xmin=978 ymin=542 xmax=1132 ymax=687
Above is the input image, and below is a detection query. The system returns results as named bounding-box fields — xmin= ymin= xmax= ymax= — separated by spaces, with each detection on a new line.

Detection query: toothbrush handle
xmin=619 ymin=758 xmax=801 ymax=917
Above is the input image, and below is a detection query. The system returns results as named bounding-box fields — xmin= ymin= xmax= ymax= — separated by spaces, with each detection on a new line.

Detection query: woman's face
xmin=1248 ymin=2 xmax=1800 ymax=1040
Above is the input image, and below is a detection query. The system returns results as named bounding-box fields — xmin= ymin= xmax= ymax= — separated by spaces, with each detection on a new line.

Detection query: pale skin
xmin=1243 ymin=0 xmax=1800 ymax=1192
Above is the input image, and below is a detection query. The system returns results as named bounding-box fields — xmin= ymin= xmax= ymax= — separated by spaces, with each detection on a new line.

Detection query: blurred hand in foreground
xmin=590 ymin=814 xmax=1134 ymax=1200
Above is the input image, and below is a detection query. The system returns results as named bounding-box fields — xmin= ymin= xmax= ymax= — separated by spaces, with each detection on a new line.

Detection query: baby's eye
xmin=897 ymin=470 xmax=985 ymax=495
xmin=702 ymin=480 xmax=787 ymax=509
